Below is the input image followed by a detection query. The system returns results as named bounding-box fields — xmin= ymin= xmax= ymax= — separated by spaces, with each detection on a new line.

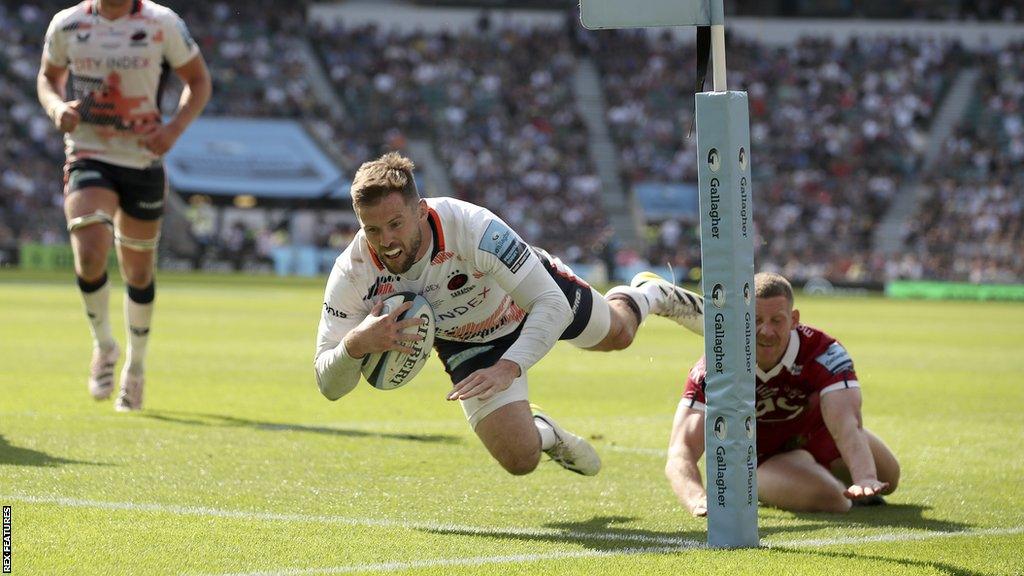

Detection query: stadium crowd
xmin=310 ymin=21 xmax=607 ymax=262
xmin=0 ymin=0 xmax=316 ymax=262
xmin=904 ymin=42 xmax=1024 ymax=282
xmin=593 ymin=30 xmax=966 ymax=282
xmin=1 ymin=1 xmax=1020 ymax=283
xmin=0 ymin=2 xmax=67 ymax=259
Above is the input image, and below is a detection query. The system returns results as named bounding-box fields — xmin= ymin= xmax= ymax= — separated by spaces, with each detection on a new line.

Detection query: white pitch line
xmin=0 ymin=493 xmax=690 ymax=547
xmin=205 ymin=546 xmax=694 ymax=576
xmin=766 ymin=525 xmax=1024 ymax=548
xmin=6 ymin=493 xmax=1023 ymax=576
xmin=209 ymin=526 xmax=1024 ymax=576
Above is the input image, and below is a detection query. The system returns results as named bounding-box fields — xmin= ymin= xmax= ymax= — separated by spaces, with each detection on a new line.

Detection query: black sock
xmin=127 ymin=281 xmax=156 ymax=304
xmin=77 ymin=273 xmax=108 ymax=294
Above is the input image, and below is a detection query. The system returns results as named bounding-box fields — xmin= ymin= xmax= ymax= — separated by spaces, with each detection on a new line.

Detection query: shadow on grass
xmin=422 ymin=515 xmax=706 ymax=551
xmin=420 ymin=505 xmax=979 ymax=553
xmin=768 ymin=544 xmax=994 ymax=576
xmin=0 ymin=434 xmax=105 ymax=467
xmin=141 ymin=410 xmax=461 ymax=444
xmin=772 ymin=503 xmax=974 ymax=535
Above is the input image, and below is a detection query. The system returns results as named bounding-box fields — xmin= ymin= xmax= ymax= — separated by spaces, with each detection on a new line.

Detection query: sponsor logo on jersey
xmin=478 ymin=220 xmax=531 ymax=273
xmin=130 ymin=29 xmax=148 ymax=46
xmin=323 ymin=303 xmax=347 ymax=319
xmin=61 ymin=21 xmax=93 ymax=32
xmin=447 ymin=273 xmax=468 ymax=291
xmin=754 ymin=382 xmax=807 ymax=422
xmin=105 ymin=55 xmax=152 ymax=70
xmin=440 ymin=295 xmax=525 ymax=341
xmin=364 ymin=275 xmax=397 ymax=300
xmin=815 ymin=342 xmax=853 ymax=375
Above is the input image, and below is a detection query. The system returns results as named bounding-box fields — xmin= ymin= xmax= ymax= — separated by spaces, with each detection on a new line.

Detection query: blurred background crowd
xmin=1 ymin=0 xmax=1020 ymax=284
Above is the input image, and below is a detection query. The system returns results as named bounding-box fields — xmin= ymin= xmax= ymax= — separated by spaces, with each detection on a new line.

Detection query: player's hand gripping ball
xmin=360 ymin=292 xmax=435 ymax=390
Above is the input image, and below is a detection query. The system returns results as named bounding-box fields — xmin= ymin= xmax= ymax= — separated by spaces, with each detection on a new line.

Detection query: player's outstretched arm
xmin=666 ymin=401 xmax=708 ymax=517
xmin=821 ymin=388 xmax=889 ymax=499
xmin=448 ymin=262 xmax=571 ymax=402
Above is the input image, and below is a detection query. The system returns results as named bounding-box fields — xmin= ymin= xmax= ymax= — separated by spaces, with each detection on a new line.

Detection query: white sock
xmin=604 ymin=286 xmax=651 ymax=323
xmin=535 ymin=417 xmax=557 ymax=451
xmin=78 ymin=275 xmax=116 ymax=351
xmin=124 ymin=283 xmax=155 ymax=375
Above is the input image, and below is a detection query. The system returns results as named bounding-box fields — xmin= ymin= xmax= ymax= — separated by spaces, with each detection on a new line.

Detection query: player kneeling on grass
xmin=666 ymin=272 xmax=900 ymax=514
xmin=314 ymin=152 xmax=703 ymax=477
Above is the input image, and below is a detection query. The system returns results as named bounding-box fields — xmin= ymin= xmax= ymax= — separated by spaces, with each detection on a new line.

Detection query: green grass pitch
xmin=2 ymin=270 xmax=1022 ymax=575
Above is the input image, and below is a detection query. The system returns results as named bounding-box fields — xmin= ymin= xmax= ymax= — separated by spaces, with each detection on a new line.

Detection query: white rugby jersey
xmin=43 ymin=0 xmax=200 ymax=168
xmin=317 ymin=197 xmax=543 ymax=358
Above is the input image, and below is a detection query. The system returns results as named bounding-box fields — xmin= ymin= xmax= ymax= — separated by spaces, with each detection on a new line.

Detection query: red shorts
xmin=758 ymin=422 xmax=841 ymax=468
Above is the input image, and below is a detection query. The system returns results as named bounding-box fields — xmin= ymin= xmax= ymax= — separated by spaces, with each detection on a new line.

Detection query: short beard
xmin=383 ymin=229 xmax=423 ymax=275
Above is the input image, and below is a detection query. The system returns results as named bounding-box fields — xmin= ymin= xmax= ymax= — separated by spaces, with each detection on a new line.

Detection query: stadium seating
xmin=903 ymin=42 xmax=1024 ymax=282
xmin=309 ymin=23 xmax=608 ymax=262
xmin=592 ymin=30 xmax=963 ymax=281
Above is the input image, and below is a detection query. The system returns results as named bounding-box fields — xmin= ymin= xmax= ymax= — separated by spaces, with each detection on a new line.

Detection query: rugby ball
xmin=360 ymin=292 xmax=435 ymax=390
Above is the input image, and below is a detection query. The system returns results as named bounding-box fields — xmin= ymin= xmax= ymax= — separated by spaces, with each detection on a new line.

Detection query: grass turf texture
xmin=2 ymin=270 xmax=1022 ymax=575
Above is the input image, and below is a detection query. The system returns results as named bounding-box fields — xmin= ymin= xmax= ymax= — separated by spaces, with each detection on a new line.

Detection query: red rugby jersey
xmin=682 ymin=324 xmax=859 ymax=458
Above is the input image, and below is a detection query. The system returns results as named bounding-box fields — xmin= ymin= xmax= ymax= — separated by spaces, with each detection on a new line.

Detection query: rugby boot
xmin=88 ymin=343 xmax=119 ymax=400
xmin=531 ymin=404 xmax=601 ymax=476
xmin=114 ymin=368 xmax=144 ymax=412
xmin=631 ymin=271 xmax=704 ymax=335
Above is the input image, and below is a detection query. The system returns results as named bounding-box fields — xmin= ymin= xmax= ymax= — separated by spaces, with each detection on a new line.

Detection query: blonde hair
xmin=754 ymin=272 xmax=794 ymax=306
xmin=350 ymin=152 xmax=419 ymax=208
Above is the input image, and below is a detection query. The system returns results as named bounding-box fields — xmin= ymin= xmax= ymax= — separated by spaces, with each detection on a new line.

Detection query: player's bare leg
xmin=571 ymin=280 xmax=652 ymax=352
xmin=112 ymin=211 xmax=160 ymax=412
xmin=65 ymin=187 xmax=120 ymax=400
xmin=474 ymin=401 xmax=542 ymax=475
xmin=757 ymin=449 xmax=852 ymax=513
xmin=592 ymin=273 xmax=704 ymax=352
xmin=474 ymin=400 xmax=600 ymax=476
xmin=829 ymin=430 xmax=900 ymax=497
